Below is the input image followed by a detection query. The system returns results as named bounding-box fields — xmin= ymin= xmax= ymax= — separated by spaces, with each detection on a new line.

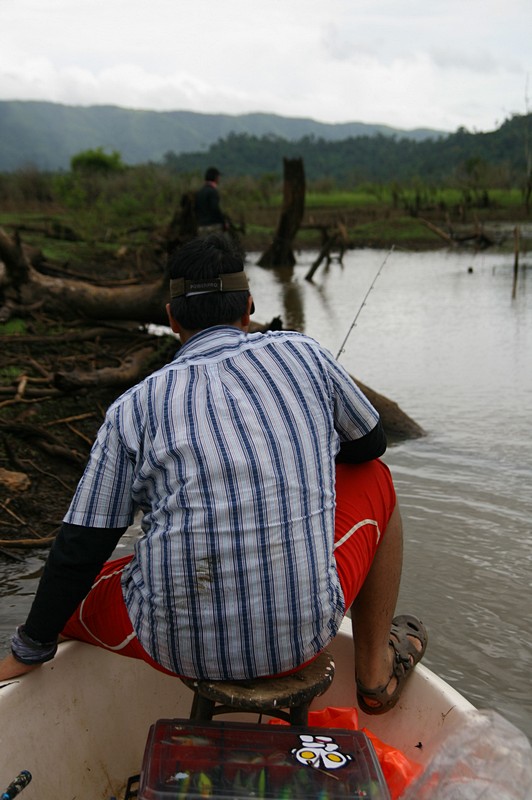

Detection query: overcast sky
xmin=1 ymin=0 xmax=530 ymax=134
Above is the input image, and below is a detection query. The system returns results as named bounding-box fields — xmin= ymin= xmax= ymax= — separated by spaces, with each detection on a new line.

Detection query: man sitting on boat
xmin=0 ymin=233 xmax=427 ymax=715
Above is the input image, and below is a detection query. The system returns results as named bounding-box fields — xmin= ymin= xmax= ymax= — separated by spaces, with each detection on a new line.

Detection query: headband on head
xmin=170 ymin=272 xmax=250 ymax=299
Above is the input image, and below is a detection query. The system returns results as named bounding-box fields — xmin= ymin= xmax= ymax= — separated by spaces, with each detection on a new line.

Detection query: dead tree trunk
xmin=258 ymin=158 xmax=305 ymax=267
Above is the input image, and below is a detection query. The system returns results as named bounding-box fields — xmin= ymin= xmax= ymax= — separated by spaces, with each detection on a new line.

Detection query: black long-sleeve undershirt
xmin=335 ymin=419 xmax=387 ymax=464
xmin=24 ymin=522 xmax=126 ymax=644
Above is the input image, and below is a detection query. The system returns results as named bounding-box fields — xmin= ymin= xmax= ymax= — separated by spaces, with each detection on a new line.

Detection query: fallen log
xmin=0 ymin=536 xmax=57 ymax=548
xmin=54 ymin=345 xmax=157 ymax=391
xmin=354 ymin=378 xmax=425 ymax=441
xmin=305 ymin=222 xmax=349 ymax=281
xmin=419 ymin=217 xmax=455 ymax=245
xmin=0 ymin=325 xmax=146 ymax=346
xmin=419 ymin=216 xmax=501 ymax=249
xmin=0 ymin=227 xmax=169 ymax=325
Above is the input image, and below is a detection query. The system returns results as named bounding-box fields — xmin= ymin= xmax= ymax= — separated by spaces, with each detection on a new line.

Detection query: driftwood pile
xmin=0 ymin=314 xmax=179 ymax=549
xmin=0 ymin=224 xmax=173 ymax=547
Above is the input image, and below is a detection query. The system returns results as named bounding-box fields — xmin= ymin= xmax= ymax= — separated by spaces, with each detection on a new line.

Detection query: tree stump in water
xmin=305 ymin=221 xmax=349 ymax=281
xmin=258 ymin=158 xmax=305 ymax=267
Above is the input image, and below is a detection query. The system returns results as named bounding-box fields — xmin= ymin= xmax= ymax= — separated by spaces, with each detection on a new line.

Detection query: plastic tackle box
xmin=137 ymin=717 xmax=391 ymax=799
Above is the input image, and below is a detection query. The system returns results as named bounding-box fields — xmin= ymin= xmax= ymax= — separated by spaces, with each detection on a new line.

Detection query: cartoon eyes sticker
xmin=292 ymin=734 xmax=352 ymax=770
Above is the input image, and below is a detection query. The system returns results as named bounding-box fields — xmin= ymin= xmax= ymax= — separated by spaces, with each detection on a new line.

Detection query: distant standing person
xmin=195 ymin=167 xmax=228 ymax=235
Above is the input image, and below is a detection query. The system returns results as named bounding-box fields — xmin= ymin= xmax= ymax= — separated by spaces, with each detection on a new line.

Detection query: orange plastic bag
xmin=270 ymin=706 xmax=422 ymax=799
xmin=361 ymin=727 xmax=423 ymax=799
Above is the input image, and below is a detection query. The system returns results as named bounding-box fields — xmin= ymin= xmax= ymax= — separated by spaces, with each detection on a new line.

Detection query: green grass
xmin=0 ymin=211 xmax=46 ymax=224
xmin=488 ymin=188 xmax=523 ymax=208
xmin=306 ymin=191 xmax=385 ymax=208
xmin=0 ymin=318 xmax=27 ymax=334
xmin=294 ymin=228 xmax=323 ymax=244
xmin=348 ymin=217 xmax=434 ymax=245
xmin=267 ymin=186 xmax=525 ymax=214
xmin=0 ymin=365 xmax=23 ymax=385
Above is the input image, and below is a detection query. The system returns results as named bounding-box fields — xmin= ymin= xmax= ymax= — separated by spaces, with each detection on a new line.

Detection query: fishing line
xmin=335 ymin=245 xmax=395 ymax=361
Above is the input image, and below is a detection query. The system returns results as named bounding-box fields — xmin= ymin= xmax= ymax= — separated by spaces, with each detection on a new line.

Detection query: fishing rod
xmin=335 ymin=245 xmax=395 ymax=361
xmin=1 ymin=771 xmax=32 ymax=800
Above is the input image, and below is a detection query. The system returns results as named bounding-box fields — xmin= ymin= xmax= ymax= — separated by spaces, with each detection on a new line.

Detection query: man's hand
xmin=0 ymin=653 xmax=41 ymax=681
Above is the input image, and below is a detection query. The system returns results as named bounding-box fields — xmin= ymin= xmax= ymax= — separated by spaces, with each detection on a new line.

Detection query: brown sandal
xmin=356 ymin=614 xmax=428 ymax=715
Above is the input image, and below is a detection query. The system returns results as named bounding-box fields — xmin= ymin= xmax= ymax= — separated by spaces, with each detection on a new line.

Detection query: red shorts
xmin=62 ymin=459 xmax=396 ymax=676
xmin=333 ymin=459 xmax=396 ymax=608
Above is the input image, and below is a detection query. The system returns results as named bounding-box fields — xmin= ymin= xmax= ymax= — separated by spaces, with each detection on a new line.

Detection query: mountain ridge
xmin=0 ymin=100 xmax=448 ymax=172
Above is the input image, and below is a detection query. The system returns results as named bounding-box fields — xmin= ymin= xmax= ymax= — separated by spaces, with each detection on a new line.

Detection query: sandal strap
xmin=356 ymin=614 xmax=428 ymax=715
xmin=389 ymin=614 xmax=428 ymax=676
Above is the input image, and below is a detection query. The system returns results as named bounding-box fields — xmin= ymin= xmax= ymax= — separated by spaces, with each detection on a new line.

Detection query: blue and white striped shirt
xmin=64 ymin=326 xmax=379 ymax=679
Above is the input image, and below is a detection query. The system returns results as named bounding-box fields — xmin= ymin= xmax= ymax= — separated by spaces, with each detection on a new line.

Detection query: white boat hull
xmin=0 ymin=618 xmax=475 ymax=800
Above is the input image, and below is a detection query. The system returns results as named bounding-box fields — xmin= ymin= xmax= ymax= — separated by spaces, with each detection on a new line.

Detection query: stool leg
xmin=190 ymin=692 xmax=216 ymax=721
xmin=289 ymin=703 xmax=309 ymax=726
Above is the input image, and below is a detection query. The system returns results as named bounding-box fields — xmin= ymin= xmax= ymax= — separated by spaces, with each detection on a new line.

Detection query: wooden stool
xmin=180 ymin=651 xmax=335 ymax=726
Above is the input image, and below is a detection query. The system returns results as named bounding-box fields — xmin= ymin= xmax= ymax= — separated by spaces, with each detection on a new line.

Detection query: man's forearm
xmin=23 ymin=522 xmax=126 ymax=645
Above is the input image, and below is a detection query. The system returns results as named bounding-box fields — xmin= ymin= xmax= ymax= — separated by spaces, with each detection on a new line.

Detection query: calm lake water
xmin=1 ymin=246 xmax=531 ymax=741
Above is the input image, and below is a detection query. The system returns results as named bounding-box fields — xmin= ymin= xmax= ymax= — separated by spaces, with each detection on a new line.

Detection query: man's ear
xmin=166 ymin=303 xmax=181 ymax=335
xmin=241 ymin=295 xmax=254 ymax=327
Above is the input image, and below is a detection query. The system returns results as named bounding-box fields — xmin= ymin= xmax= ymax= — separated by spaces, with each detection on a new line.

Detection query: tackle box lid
xmin=138 ymin=717 xmax=390 ymax=799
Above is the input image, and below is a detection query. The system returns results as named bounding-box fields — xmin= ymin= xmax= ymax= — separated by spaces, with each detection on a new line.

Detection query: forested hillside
xmin=163 ymin=114 xmax=532 ymax=186
xmin=0 ymin=100 xmax=444 ymax=172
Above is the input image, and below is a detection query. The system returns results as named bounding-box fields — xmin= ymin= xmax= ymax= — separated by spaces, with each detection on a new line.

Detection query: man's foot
xmin=356 ymin=615 xmax=428 ymax=715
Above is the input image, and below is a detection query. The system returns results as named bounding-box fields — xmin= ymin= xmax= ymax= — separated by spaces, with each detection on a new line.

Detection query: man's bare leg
xmin=351 ymin=502 xmax=403 ymax=702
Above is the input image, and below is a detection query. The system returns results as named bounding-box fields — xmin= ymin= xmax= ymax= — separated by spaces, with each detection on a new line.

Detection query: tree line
xmin=162 ymin=113 xmax=532 ymax=194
